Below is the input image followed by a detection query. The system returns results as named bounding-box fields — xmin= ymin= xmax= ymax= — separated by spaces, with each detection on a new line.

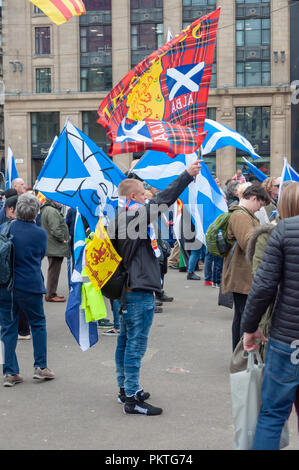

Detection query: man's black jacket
xmin=241 ymin=216 xmax=299 ymax=344
xmin=107 ymin=170 xmax=193 ymax=293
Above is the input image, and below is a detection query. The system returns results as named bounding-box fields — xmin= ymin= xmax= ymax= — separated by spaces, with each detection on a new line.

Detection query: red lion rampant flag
xmin=98 ymin=8 xmax=220 ymax=157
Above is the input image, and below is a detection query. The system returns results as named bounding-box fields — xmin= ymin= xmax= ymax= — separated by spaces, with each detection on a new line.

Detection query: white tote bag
xmin=230 ymin=350 xmax=264 ymax=450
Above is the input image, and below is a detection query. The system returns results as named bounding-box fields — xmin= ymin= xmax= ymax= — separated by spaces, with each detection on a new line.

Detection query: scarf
xmin=118 ymin=198 xmax=161 ymax=258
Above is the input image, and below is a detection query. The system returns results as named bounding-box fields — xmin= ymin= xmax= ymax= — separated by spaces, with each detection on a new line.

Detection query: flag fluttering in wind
xmin=6 ymin=147 xmax=19 ymax=190
xmin=29 ymin=0 xmax=86 ymax=26
xmin=202 ymin=119 xmax=261 ymax=160
xmin=85 ymin=218 xmax=122 ymax=291
xmin=133 ymin=151 xmax=227 ymax=244
xmin=242 ymin=157 xmax=267 ymax=182
xmin=65 ymin=214 xmax=98 ymax=351
xmin=280 ymin=157 xmax=299 ymax=183
xmin=34 ymin=120 xmax=126 ymax=231
xmin=98 ymin=9 xmax=220 ymax=157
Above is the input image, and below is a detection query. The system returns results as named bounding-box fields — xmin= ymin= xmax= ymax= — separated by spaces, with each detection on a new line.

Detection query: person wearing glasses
xmin=262 ymin=177 xmax=281 ymax=221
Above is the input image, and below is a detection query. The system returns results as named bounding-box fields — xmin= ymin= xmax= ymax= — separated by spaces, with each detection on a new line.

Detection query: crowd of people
xmin=0 ymin=162 xmax=299 ymax=448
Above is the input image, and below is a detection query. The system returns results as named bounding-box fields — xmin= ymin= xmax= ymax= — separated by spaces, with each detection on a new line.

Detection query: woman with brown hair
xmin=241 ymin=182 xmax=299 ymax=449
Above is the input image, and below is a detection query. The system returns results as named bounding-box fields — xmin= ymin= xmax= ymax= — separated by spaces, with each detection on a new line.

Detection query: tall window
xmin=80 ymin=0 xmax=112 ymax=91
xmin=131 ymin=0 xmax=163 ymax=67
xmin=182 ymin=0 xmax=217 ymax=88
xmin=36 ymin=68 xmax=51 ymax=93
xmin=82 ymin=111 xmax=109 ymax=153
xmin=31 ymin=112 xmax=59 ymax=184
xmin=236 ymin=106 xmax=270 ymax=173
xmin=35 ymin=27 xmax=51 ymax=55
xmin=236 ymin=1 xmax=271 ymax=87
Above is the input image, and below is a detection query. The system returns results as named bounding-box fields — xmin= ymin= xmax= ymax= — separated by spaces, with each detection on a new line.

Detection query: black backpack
xmin=0 ymin=221 xmax=14 ymax=290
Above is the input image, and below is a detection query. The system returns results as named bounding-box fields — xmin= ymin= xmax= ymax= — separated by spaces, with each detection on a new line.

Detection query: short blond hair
xmin=237 ymin=182 xmax=252 ymax=199
xmin=118 ymin=179 xmax=143 ymax=198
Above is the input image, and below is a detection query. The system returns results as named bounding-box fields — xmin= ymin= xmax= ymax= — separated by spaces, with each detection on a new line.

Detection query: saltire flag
xmin=202 ymin=119 xmax=261 ymax=160
xmin=98 ymin=9 xmax=220 ymax=157
xmin=280 ymin=157 xmax=299 ymax=183
xmin=65 ymin=220 xmax=98 ymax=351
xmin=29 ymin=0 xmax=86 ymax=26
xmin=167 ymin=29 xmax=173 ymax=41
xmin=6 ymin=146 xmax=19 ymax=190
xmin=34 ymin=120 xmax=126 ymax=231
xmin=242 ymin=157 xmax=267 ymax=182
xmin=74 ymin=209 xmax=86 ymax=265
xmin=85 ymin=218 xmax=122 ymax=291
xmin=133 ymin=151 xmax=227 ymax=244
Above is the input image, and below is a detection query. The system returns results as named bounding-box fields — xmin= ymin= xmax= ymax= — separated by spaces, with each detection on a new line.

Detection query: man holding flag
xmin=107 ymin=159 xmax=201 ymax=416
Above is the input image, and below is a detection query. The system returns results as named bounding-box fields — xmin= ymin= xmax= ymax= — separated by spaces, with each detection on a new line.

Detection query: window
xmin=236 ymin=3 xmax=270 ymax=87
xmin=35 ymin=27 xmax=50 ymax=55
xmin=80 ymin=1 xmax=112 ymax=91
xmin=36 ymin=68 xmax=51 ymax=93
xmin=80 ymin=25 xmax=112 ymax=53
xmin=81 ymin=67 xmax=112 ymax=92
xmin=130 ymin=0 xmax=163 ymax=67
xmin=236 ymin=106 xmax=270 ymax=172
xmin=84 ymin=0 xmax=111 ymax=10
xmin=33 ymin=6 xmax=44 ymax=14
xmin=131 ymin=23 xmax=164 ymax=66
xmin=82 ymin=111 xmax=109 ymax=153
xmin=131 ymin=0 xmax=162 ymax=7
xmin=236 ymin=61 xmax=270 ymax=87
xmin=182 ymin=0 xmax=217 ymax=87
xmin=31 ymin=111 xmax=59 ymax=184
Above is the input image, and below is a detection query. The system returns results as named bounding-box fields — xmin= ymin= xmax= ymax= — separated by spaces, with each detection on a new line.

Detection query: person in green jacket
xmin=41 ymin=199 xmax=70 ymax=302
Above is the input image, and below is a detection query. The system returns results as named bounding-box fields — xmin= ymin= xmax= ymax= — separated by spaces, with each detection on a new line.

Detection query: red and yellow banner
xmin=85 ymin=219 xmax=122 ymax=291
xmin=29 ymin=0 xmax=86 ymax=26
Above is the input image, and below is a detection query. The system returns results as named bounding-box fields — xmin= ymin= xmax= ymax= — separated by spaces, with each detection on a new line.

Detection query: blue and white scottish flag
xmin=202 ymin=119 xmax=261 ymax=160
xmin=34 ymin=120 xmax=126 ymax=231
xmin=6 ymin=146 xmax=19 ymax=190
xmin=65 ymin=225 xmax=98 ymax=352
xmin=166 ymin=62 xmax=205 ymax=101
xmin=280 ymin=157 xmax=299 ymax=183
xmin=133 ymin=151 xmax=228 ymax=244
xmin=242 ymin=157 xmax=267 ymax=182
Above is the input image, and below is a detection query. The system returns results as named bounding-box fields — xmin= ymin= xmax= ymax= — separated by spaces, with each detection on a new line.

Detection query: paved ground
xmin=0 ymin=260 xmax=298 ymax=451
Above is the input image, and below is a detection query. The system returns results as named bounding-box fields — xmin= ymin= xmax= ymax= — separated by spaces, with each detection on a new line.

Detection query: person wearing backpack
xmin=107 ymin=160 xmax=201 ymax=416
xmin=0 ymin=193 xmax=55 ymax=387
xmin=221 ymin=184 xmax=270 ymax=351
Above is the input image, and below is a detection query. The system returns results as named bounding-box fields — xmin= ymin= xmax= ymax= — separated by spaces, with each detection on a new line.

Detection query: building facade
xmin=2 ymin=0 xmax=292 ymax=185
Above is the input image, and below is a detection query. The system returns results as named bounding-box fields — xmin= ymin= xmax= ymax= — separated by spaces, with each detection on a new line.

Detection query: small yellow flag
xmin=85 ymin=219 xmax=122 ymax=291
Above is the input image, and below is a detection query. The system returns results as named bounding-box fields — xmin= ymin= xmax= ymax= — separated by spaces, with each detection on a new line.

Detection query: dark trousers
xmin=18 ymin=307 xmax=30 ymax=336
xmin=46 ymin=256 xmax=63 ymax=300
xmin=232 ymin=292 xmax=248 ymax=351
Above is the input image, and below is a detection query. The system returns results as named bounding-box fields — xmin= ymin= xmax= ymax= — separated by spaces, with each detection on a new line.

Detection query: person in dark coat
xmin=241 ymin=182 xmax=299 ymax=450
xmin=0 ymin=193 xmax=55 ymax=387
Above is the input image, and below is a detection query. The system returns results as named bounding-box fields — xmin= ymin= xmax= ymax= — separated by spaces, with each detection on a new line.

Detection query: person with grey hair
xmin=0 ymin=193 xmax=55 ymax=387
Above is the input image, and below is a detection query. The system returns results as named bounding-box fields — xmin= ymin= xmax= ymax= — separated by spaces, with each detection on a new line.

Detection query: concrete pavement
xmin=0 ymin=260 xmax=298 ymax=450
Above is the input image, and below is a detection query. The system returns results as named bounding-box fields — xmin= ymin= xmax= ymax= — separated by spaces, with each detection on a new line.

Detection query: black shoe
xmin=155 ymin=299 xmax=163 ymax=306
xmin=124 ymin=396 xmax=162 ymax=416
xmin=154 ymin=306 xmax=163 ymax=313
xmin=156 ymin=292 xmax=174 ymax=302
xmin=118 ymin=388 xmax=150 ymax=404
xmin=187 ymin=272 xmax=201 ymax=280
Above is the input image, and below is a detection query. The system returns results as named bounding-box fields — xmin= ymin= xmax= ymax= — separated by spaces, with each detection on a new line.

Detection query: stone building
xmin=2 ymin=0 xmax=293 ymax=186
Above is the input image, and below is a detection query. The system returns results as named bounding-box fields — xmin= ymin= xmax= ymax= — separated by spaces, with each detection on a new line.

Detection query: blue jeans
xmin=0 ymin=288 xmax=47 ymax=375
xmin=111 ymin=299 xmax=121 ymax=330
xmin=253 ymin=338 xmax=299 ymax=450
xmin=115 ymin=290 xmax=155 ymax=397
xmin=188 ymin=246 xmax=206 ymax=273
xmin=204 ymin=252 xmax=223 ymax=284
